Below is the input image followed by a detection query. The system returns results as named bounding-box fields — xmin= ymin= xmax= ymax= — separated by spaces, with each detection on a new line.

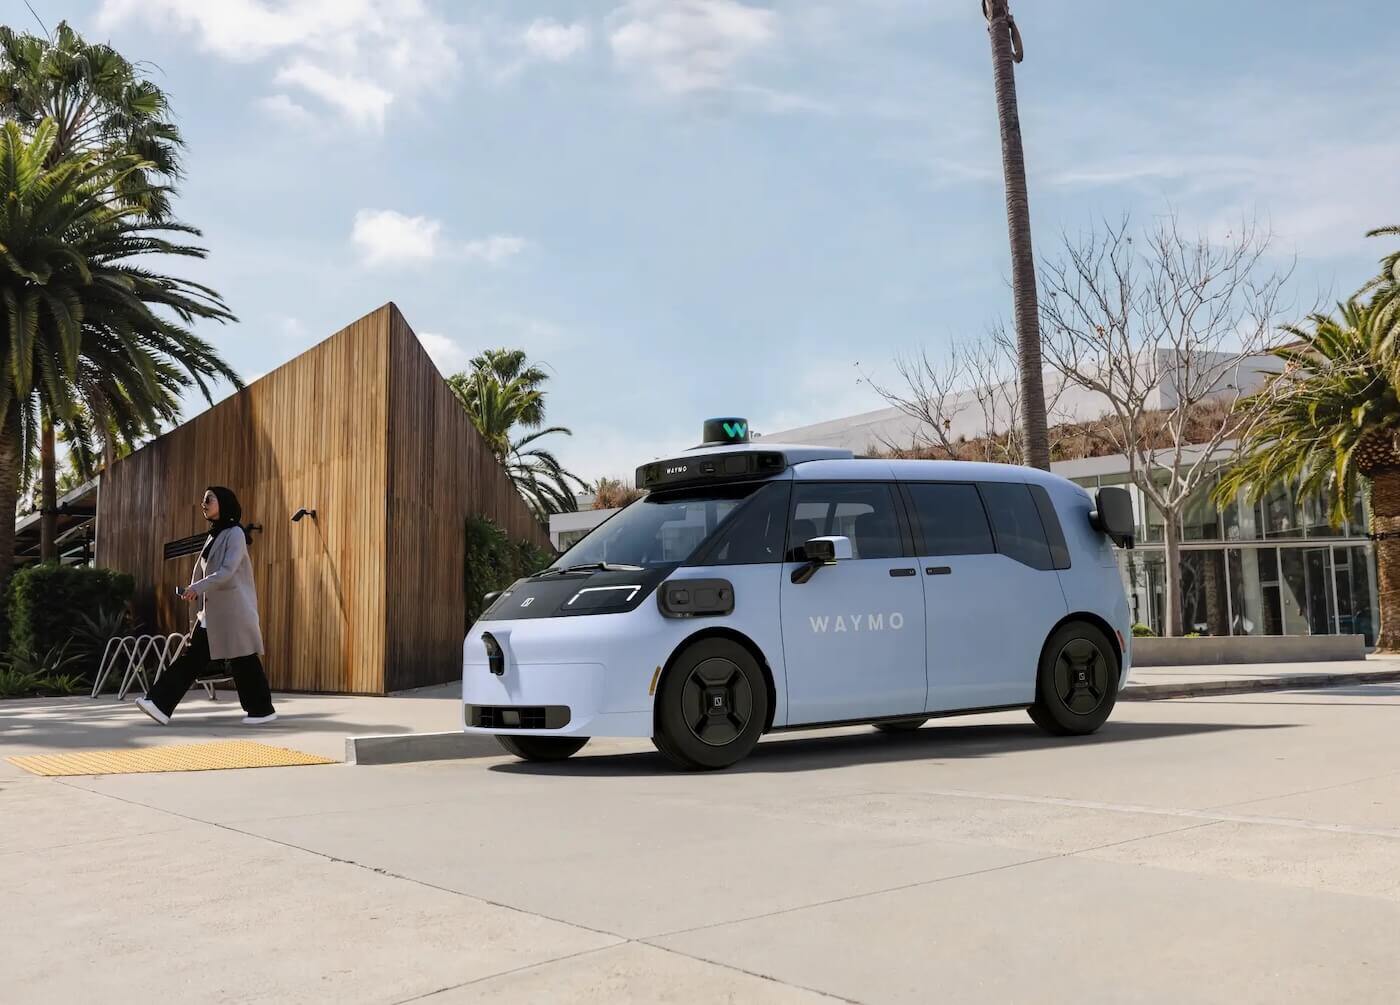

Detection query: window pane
xmin=979 ymin=482 xmax=1053 ymax=571
xmin=904 ymin=483 xmax=994 ymax=557
xmin=1279 ymin=547 xmax=1335 ymax=635
xmin=1341 ymin=545 xmax=1377 ymax=645
xmin=1182 ymin=478 xmax=1222 ymax=541
xmin=789 ymin=483 xmax=903 ymax=560
xmin=701 ymin=481 xmax=791 ymax=566
xmin=1256 ymin=480 xmax=1299 ymax=538
xmin=1180 ymin=549 xmax=1228 ymax=635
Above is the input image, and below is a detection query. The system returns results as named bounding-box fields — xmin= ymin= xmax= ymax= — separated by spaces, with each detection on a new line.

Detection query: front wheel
xmin=495 ymin=734 xmax=589 ymax=762
xmin=653 ymin=638 xmax=769 ymax=771
xmin=1028 ymin=621 xmax=1119 ymax=736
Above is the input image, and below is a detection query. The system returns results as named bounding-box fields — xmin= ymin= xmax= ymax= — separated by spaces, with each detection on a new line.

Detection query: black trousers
xmin=145 ymin=627 xmax=276 ymax=718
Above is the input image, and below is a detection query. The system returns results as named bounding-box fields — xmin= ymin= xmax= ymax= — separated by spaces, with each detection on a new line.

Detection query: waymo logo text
xmin=808 ymin=613 xmax=905 ymax=633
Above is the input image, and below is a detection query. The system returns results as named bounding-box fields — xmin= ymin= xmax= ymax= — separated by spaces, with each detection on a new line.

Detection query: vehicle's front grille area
xmin=467 ymin=704 xmax=571 ymax=730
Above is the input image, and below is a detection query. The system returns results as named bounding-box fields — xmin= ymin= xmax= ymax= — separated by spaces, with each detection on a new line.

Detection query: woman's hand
xmin=180 ymin=588 xmax=198 ymax=602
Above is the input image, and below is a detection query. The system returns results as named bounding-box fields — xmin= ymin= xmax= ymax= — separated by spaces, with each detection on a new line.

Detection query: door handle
xmin=888 ymin=567 xmax=917 ymax=577
xmin=925 ymin=566 xmax=951 ymax=576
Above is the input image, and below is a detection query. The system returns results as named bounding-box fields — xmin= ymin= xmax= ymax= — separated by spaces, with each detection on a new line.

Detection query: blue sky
xmin=22 ymin=0 xmax=1400 ymax=480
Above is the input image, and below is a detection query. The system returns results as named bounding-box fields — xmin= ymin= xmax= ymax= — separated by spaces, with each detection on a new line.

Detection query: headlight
xmin=482 ymin=632 xmax=505 ymax=676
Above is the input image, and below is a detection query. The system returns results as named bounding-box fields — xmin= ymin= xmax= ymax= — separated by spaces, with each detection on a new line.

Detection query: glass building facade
xmin=1071 ymin=470 xmax=1379 ymax=646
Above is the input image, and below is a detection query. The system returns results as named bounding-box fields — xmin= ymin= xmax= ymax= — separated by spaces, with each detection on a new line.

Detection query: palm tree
xmin=981 ymin=0 xmax=1049 ymax=470
xmin=446 ymin=348 xmax=587 ymax=519
xmin=0 ymin=119 xmax=236 ymax=580
xmin=0 ymin=20 xmax=184 ymax=217
xmin=3 ymin=20 xmax=194 ymax=560
xmin=1216 ymin=299 xmax=1400 ymax=649
xmin=1367 ymin=225 xmax=1399 ymax=358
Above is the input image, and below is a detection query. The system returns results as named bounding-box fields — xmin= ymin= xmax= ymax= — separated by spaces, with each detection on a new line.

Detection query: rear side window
xmin=979 ymin=482 xmax=1054 ymax=571
xmin=904 ymin=483 xmax=994 ymax=556
xmin=1028 ymin=485 xmax=1071 ymax=570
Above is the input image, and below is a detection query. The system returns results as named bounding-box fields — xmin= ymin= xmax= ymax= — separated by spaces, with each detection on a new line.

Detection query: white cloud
xmin=417 ymin=332 xmax=470 ymax=374
xmin=274 ymin=60 xmax=394 ymax=130
xmin=609 ymin=0 xmax=777 ymax=96
xmin=351 ymin=211 xmax=528 ymax=269
xmin=257 ymin=93 xmax=315 ymax=127
xmin=522 ymin=19 xmax=590 ymax=62
xmin=351 ymin=209 xmax=442 ymax=267
xmin=461 ymin=235 xmax=529 ymax=265
xmin=97 ymin=0 xmax=457 ymax=129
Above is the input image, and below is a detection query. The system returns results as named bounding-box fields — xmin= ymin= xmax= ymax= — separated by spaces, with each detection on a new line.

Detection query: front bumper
xmin=461 ymin=660 xmax=652 ymax=738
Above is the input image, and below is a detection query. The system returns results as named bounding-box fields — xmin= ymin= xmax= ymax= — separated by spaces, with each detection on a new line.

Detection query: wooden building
xmin=96 ymin=303 xmax=550 ymax=694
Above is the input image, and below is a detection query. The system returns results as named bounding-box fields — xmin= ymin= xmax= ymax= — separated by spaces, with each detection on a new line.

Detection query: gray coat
xmin=188 ymin=528 xmax=264 ymax=660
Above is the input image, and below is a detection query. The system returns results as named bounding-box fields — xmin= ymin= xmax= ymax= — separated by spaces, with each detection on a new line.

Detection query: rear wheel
xmin=1028 ymin=621 xmax=1119 ymax=736
xmin=495 ymin=735 xmax=589 ymax=762
xmin=873 ymin=717 xmax=928 ymax=733
xmin=653 ymin=638 xmax=769 ymax=771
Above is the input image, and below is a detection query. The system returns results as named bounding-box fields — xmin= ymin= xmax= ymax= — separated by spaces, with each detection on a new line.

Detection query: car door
xmin=902 ymin=480 xmax=1068 ymax=712
xmin=779 ymin=481 xmax=927 ymax=724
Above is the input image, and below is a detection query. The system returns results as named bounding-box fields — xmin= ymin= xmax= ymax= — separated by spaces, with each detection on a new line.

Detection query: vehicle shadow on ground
xmin=491 ymin=719 xmax=1296 ymax=777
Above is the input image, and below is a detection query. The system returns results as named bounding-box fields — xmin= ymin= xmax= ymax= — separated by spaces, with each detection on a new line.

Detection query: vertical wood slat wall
xmin=95 ymin=303 xmax=550 ymax=694
xmin=97 ymin=307 xmax=391 ymax=693
xmin=383 ymin=305 xmax=551 ymax=692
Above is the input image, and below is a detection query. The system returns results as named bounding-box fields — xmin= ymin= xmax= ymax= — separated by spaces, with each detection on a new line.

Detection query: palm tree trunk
xmin=40 ymin=416 xmax=58 ymax=562
xmin=984 ymin=0 xmax=1050 ymax=471
xmin=1370 ymin=468 xmax=1400 ymax=652
xmin=0 ymin=407 xmax=22 ymax=599
xmin=1162 ymin=510 xmax=1184 ymax=637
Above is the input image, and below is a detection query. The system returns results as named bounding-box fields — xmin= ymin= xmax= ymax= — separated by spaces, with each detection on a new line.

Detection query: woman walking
xmin=136 ymin=487 xmax=278 ymax=725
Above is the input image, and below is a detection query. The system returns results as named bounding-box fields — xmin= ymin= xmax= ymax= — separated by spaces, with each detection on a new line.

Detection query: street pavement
xmin=3 ymin=683 xmax=1399 ymax=1003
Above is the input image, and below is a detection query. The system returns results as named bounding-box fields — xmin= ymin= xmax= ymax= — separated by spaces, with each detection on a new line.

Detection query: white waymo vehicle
xmin=464 ymin=418 xmax=1136 ymax=770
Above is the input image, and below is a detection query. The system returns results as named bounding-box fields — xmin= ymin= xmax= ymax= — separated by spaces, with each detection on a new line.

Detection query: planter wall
xmin=1132 ymin=634 xmax=1366 ymax=667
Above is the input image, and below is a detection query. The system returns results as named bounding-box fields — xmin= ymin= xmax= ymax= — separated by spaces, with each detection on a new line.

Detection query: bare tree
xmin=982 ymin=0 xmax=1050 ymax=470
xmin=869 ymin=321 xmax=1071 ymax=463
xmin=1039 ymin=215 xmax=1294 ymax=636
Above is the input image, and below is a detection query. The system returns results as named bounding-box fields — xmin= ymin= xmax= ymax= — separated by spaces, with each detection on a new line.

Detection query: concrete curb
xmin=346 ymin=731 xmax=504 ymax=765
xmin=1121 ymin=669 xmax=1400 ymax=701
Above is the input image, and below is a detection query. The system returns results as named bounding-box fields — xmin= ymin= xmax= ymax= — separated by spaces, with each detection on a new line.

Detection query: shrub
xmin=464 ymin=517 xmax=555 ymax=627
xmin=8 ymin=565 xmax=134 ymax=681
xmin=1184 ymin=631 xmax=1202 ymax=638
xmin=1131 ymin=623 xmax=1156 ymax=638
xmin=0 ymin=641 xmax=83 ymax=697
xmin=593 ymin=477 xmax=646 ymax=510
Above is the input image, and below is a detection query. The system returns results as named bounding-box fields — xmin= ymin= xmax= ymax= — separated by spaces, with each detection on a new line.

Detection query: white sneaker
xmin=241 ymin=712 xmax=278 ymax=725
xmin=135 ymin=697 xmax=170 ymax=726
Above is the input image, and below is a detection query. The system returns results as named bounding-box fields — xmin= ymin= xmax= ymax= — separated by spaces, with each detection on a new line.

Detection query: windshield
xmin=549 ymin=482 xmax=771 ymax=570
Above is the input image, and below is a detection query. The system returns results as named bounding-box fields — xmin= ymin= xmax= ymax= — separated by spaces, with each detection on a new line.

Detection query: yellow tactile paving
xmin=7 ymin=740 xmax=336 ymax=777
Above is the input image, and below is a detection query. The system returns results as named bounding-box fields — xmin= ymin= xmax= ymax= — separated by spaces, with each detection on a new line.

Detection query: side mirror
xmin=804 ymin=535 xmax=852 ymax=563
xmin=792 ymin=535 xmax=852 ymax=584
xmin=481 ymin=590 xmax=502 ymax=608
xmin=1090 ymin=487 xmax=1135 ymax=549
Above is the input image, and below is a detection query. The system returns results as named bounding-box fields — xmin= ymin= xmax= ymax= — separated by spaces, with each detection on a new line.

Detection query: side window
xmin=787 ymin=483 xmax=905 ymax=561
xmin=979 ymin=482 xmax=1054 ymax=571
xmin=697 ymin=481 xmax=792 ymax=566
xmin=904 ymin=483 xmax=994 ymax=556
xmin=1029 ymin=484 xmax=1071 ymax=570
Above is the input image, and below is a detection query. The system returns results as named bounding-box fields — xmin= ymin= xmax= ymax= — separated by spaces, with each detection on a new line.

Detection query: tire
xmin=873 ymin=718 xmax=928 ymax=733
xmin=1028 ymin=621 xmax=1120 ymax=736
xmin=495 ymin=734 xmax=590 ymax=762
xmin=652 ymin=638 xmax=769 ymax=771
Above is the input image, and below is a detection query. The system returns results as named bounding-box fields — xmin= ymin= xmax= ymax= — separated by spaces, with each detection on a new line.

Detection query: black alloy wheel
xmin=1028 ymin=621 xmax=1119 ymax=736
xmin=654 ymin=638 xmax=769 ymax=770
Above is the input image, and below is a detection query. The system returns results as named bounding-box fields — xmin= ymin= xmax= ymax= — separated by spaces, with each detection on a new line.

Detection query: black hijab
xmin=200 ymin=485 xmax=245 ymax=559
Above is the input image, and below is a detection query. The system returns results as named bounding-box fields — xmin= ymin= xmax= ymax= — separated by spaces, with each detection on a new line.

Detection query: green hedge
xmin=8 ymin=564 xmax=134 ymax=680
xmin=464 ymin=517 xmax=553 ymax=626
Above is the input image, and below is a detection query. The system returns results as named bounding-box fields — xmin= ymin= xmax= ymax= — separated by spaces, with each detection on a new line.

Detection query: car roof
xmin=666 ymin=442 xmax=1087 ymax=494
